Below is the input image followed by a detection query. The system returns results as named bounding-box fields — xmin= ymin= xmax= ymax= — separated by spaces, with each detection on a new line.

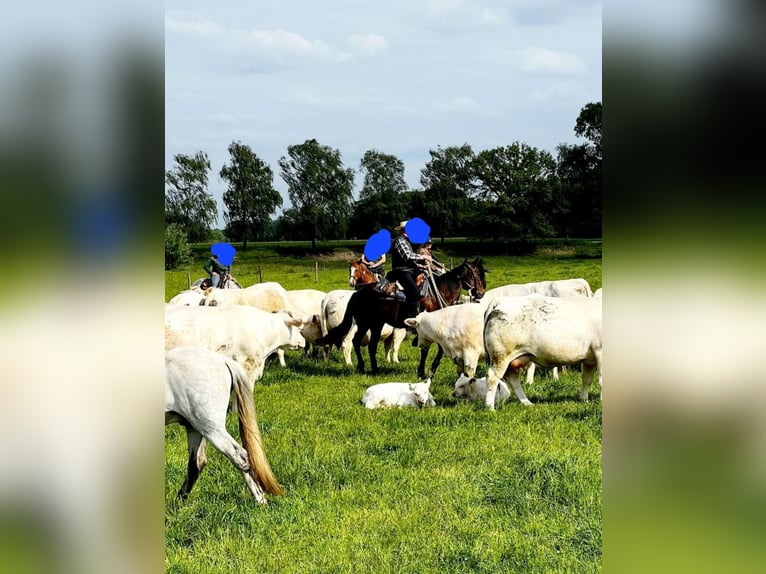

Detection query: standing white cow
xmin=319 ymin=290 xmax=406 ymax=365
xmin=483 ymin=296 xmax=602 ymax=408
xmin=361 ymin=379 xmax=435 ymax=409
xmin=404 ymin=301 xmax=490 ymax=380
xmin=453 ymin=374 xmax=511 ymax=407
xmin=285 ymin=289 xmax=326 ymax=355
xmin=164 ymin=305 xmax=305 ymax=386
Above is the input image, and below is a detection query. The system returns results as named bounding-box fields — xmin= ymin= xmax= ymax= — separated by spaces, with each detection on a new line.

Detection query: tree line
xmin=165 ymin=102 xmax=600 ymax=265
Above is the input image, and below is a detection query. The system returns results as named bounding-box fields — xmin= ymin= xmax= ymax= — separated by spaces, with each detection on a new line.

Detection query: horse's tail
xmin=317 ymin=291 xmax=357 ymax=348
xmin=228 ymin=360 xmax=284 ymax=496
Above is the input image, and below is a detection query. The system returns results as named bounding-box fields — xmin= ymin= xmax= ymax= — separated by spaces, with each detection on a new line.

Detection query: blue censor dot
xmin=405 ymin=218 xmax=430 ymax=244
xmin=364 ymin=229 xmax=391 ymax=260
xmin=211 ymin=243 xmax=236 ymax=266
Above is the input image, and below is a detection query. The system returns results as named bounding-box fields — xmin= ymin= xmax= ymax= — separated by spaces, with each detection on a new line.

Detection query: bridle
xmin=460 ymin=262 xmax=485 ymax=301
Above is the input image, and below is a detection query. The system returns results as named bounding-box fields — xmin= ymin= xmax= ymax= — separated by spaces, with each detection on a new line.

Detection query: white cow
xmin=484 ymin=278 xmax=593 ymax=300
xmin=404 ymin=301 xmax=490 ymax=380
xmin=483 ymin=296 xmax=602 ymax=408
xmin=164 ymin=305 xmax=305 ymax=385
xmin=593 ymin=288 xmax=602 ymax=298
xmin=285 ymin=289 xmax=327 ymax=354
xmin=201 ymin=283 xmax=296 ymax=366
xmin=166 ymin=290 xmax=206 ymax=307
xmin=361 ymin=379 xmax=435 ymax=409
xmin=453 ymin=374 xmax=511 ymax=407
xmin=319 ymin=290 xmax=406 ymax=365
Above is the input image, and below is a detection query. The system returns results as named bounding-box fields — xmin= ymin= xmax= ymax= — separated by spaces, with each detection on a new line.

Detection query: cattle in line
xmin=453 ymin=374 xmax=511 ymax=407
xmin=404 ymin=301 xmax=490 ymax=380
xmin=361 ymin=379 xmax=435 ymax=409
xmin=164 ymin=305 xmax=305 ymax=386
xmin=483 ymin=296 xmax=602 ymax=408
xmin=319 ymin=290 xmax=406 ymax=365
xmin=483 ymin=278 xmax=593 ymax=300
xmin=165 ymin=346 xmax=283 ymax=502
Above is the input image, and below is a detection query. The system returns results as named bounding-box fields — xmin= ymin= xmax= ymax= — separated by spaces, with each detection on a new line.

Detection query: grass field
xmin=165 ymin=239 xmax=602 ymax=573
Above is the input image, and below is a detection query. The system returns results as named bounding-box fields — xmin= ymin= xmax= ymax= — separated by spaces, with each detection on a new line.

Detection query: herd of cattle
xmin=165 ymin=274 xmax=602 ymax=499
xmin=165 ymin=276 xmax=602 ymax=408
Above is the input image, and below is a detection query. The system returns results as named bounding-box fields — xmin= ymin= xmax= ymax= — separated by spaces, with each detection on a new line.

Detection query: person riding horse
xmin=389 ymin=221 xmax=429 ymax=326
xmin=204 ymin=253 xmax=231 ymax=288
xmin=419 ymin=239 xmax=447 ymax=276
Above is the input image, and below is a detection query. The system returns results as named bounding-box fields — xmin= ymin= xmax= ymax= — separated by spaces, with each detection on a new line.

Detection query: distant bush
xmin=165 ymin=224 xmax=193 ymax=269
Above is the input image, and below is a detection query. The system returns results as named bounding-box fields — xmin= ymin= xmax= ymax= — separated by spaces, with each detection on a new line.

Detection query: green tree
xmin=556 ymin=142 xmax=601 ymax=239
xmin=349 ymin=149 xmax=408 ymax=237
xmin=165 ymin=151 xmax=217 ymax=242
xmin=278 ymin=139 xmax=355 ymax=249
xmin=575 ymin=101 xmax=602 ymax=159
xmin=420 ymin=144 xmax=475 ymax=245
xmin=164 ymin=223 xmax=192 ymax=270
xmin=220 ymin=141 xmax=282 ymax=250
xmin=472 ymin=142 xmax=559 ymax=242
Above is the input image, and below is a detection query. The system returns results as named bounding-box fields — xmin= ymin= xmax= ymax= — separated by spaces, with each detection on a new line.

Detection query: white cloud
xmin=246 ymin=29 xmax=331 ymax=56
xmin=480 ymin=9 xmax=500 ymax=24
xmin=349 ymin=33 xmax=388 ymax=56
xmin=434 ymin=96 xmax=496 ymax=115
xmin=508 ymin=47 xmax=586 ymax=75
xmin=165 ymin=16 xmax=223 ymax=36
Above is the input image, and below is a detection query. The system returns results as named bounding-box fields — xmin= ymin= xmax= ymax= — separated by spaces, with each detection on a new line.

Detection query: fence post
xmin=315 ymin=261 xmax=319 ymax=283
xmin=186 ymin=272 xmax=191 ymax=289
xmin=258 ymin=263 xmax=263 ymax=283
xmin=449 ymin=257 xmax=453 ymax=270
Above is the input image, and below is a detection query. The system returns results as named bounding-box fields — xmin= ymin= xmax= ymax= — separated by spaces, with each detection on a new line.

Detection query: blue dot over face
xmin=211 ymin=243 xmax=236 ymax=266
xmin=364 ymin=229 xmax=391 ymax=260
xmin=405 ymin=218 xmax=430 ymax=244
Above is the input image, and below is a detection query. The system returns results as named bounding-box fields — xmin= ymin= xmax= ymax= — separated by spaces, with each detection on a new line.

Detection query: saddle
xmin=373 ymin=273 xmax=428 ymax=302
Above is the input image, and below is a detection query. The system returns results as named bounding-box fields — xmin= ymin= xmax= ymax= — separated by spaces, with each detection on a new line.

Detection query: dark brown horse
xmin=319 ymin=258 xmax=487 ymax=374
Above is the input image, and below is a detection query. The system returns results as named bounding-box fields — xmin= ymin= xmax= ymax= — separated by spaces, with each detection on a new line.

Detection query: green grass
xmin=165 ymin=239 xmax=602 ymax=573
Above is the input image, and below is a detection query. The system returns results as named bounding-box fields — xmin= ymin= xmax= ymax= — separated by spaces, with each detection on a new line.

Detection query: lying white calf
xmin=453 ymin=374 xmax=511 ymax=407
xmin=362 ymin=379 xmax=435 ymax=409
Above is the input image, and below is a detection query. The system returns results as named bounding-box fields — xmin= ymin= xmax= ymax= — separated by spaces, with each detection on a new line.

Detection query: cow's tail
xmin=228 ymin=360 xmax=284 ymax=496
xmin=317 ymin=292 xmax=357 ymax=349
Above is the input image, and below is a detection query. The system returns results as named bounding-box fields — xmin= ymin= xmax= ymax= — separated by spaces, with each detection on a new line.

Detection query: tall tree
xmin=472 ymin=142 xmax=559 ymax=242
xmin=278 ymin=139 xmax=355 ymax=249
xmin=350 ymin=149 xmax=408 ymax=237
xmin=220 ymin=141 xmax=282 ymax=250
xmin=574 ymin=101 xmax=602 ymax=159
xmin=420 ymin=144 xmax=475 ymax=245
xmin=165 ymin=151 xmax=217 ymax=242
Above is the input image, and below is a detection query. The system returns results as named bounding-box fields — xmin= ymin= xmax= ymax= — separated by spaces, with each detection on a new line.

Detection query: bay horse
xmin=319 ymin=258 xmax=487 ymax=375
xmin=165 ymin=346 xmax=284 ymax=502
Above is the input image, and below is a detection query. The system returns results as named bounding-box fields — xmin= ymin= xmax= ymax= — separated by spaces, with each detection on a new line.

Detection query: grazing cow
xmin=319 ymin=290 xmax=406 ymax=365
xmin=484 ymin=278 xmax=593 ymax=300
xmin=164 ymin=305 xmax=305 ymax=385
xmin=404 ymin=301 xmax=490 ymax=380
xmin=165 ymin=346 xmax=283 ymax=502
xmin=483 ymin=296 xmax=602 ymax=408
xmin=361 ymin=379 xmax=435 ymax=409
xmin=453 ymin=374 xmax=511 ymax=407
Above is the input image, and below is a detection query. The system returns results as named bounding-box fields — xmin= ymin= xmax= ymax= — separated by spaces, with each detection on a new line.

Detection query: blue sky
xmin=165 ymin=0 xmax=602 ymax=225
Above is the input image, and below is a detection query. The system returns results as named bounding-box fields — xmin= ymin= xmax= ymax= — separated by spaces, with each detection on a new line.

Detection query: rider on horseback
xmin=389 ymin=220 xmax=428 ymax=326
xmin=204 ymin=253 xmax=230 ymax=288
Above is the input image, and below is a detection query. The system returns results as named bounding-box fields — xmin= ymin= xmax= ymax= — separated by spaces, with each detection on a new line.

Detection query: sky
xmin=165 ymin=0 xmax=602 ymax=226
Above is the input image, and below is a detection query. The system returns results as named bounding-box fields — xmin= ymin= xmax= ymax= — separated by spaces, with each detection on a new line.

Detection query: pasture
xmin=165 ymin=239 xmax=602 ymax=573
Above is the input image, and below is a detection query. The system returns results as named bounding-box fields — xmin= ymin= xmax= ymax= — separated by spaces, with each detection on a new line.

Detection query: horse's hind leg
xmin=367 ymin=324 xmax=383 ymax=375
xmin=205 ymin=429 xmax=266 ymax=504
xmin=352 ymin=327 xmax=367 ymax=374
xmin=429 ymin=345 xmax=444 ymax=378
xmin=178 ymin=429 xmax=207 ymax=499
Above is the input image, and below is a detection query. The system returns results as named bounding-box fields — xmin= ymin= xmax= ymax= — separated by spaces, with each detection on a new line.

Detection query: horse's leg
xmin=417 ymin=345 xmax=431 ymax=380
xmin=429 ymin=344 xmax=444 ymax=377
xmin=352 ymin=325 xmax=367 ymax=374
xmin=367 ymin=323 xmax=383 ymax=375
xmin=178 ymin=429 xmax=207 ymax=499
xmin=204 ymin=429 xmax=266 ymax=504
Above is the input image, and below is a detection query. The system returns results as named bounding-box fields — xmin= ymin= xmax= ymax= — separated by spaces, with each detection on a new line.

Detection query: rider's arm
xmin=204 ymin=259 xmax=213 ymax=274
xmin=395 ymin=237 xmax=426 ymax=266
